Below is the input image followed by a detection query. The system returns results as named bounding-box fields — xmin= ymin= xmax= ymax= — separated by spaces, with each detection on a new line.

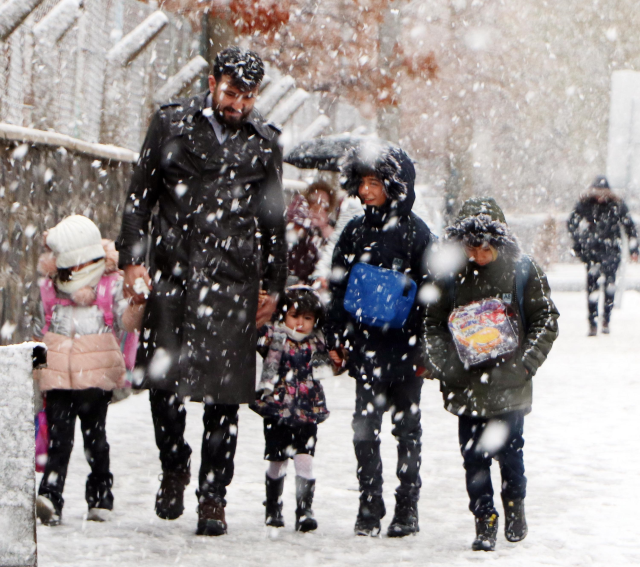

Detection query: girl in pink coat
xmin=33 ymin=215 xmax=141 ymax=526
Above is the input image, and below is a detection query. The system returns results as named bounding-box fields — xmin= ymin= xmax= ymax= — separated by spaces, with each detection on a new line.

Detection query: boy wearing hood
xmin=325 ymin=142 xmax=433 ymax=537
xmin=423 ymin=197 xmax=559 ymax=551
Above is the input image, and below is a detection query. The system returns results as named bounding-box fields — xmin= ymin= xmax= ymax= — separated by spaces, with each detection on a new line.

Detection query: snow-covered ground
xmin=36 ymin=291 xmax=640 ymax=566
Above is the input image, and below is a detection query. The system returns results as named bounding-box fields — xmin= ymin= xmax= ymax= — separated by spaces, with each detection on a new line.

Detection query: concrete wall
xmin=0 ymin=0 xmax=198 ymax=151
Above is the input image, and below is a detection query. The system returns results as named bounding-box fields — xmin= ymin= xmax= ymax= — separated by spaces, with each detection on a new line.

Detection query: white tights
xmin=266 ymin=454 xmax=314 ymax=480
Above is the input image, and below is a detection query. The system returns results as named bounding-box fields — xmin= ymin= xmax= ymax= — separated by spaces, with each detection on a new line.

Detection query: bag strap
xmin=95 ymin=273 xmax=119 ymax=329
xmin=514 ymin=255 xmax=532 ymax=332
xmin=349 ymin=214 xmax=416 ymax=273
xmin=40 ymin=279 xmax=73 ymax=334
xmin=40 ymin=273 xmax=120 ymax=333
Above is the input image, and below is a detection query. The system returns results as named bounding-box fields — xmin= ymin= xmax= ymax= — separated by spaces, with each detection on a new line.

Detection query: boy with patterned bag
xmin=423 ymin=198 xmax=559 ymax=551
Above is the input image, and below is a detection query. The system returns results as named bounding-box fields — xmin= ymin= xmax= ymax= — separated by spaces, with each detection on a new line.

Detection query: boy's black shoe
xmin=264 ymin=474 xmax=285 ymax=528
xmin=502 ymin=496 xmax=528 ymax=542
xmin=196 ymin=495 xmax=227 ymax=536
xmin=472 ymin=513 xmax=498 ymax=551
xmin=295 ymin=476 xmax=317 ymax=532
xmin=354 ymin=493 xmax=385 ymax=537
xmin=387 ymin=493 xmax=419 ymax=537
xmin=588 ymin=324 xmax=597 ymax=336
xmin=155 ymin=470 xmax=190 ymax=520
xmin=602 ymin=321 xmax=610 ymax=334
xmin=36 ymin=495 xmax=62 ymax=526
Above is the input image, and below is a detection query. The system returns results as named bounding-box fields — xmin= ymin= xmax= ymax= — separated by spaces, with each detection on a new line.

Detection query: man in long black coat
xmin=568 ymin=175 xmax=638 ymax=335
xmin=116 ymin=47 xmax=287 ymax=536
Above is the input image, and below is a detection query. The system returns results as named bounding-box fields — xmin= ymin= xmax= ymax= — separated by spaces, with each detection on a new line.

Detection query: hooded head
xmin=591 ymin=175 xmax=610 ymax=190
xmin=340 ymin=141 xmax=416 ymax=217
xmin=446 ymin=197 xmax=520 ymax=261
xmin=581 ymin=174 xmax=619 ymax=204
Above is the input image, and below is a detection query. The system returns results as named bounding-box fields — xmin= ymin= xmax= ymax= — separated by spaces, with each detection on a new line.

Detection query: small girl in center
xmin=250 ymin=286 xmax=330 ymax=532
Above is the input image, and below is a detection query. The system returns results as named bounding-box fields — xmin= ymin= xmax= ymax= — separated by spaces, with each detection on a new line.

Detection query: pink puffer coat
xmin=33 ymin=240 xmax=138 ymax=391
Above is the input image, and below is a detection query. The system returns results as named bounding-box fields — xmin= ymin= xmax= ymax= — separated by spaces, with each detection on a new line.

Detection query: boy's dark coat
xmin=423 ymin=198 xmax=559 ymax=417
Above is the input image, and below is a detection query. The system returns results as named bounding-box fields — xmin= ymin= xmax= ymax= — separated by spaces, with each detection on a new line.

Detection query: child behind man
xmin=423 ymin=197 xmax=559 ymax=551
xmin=251 ymin=286 xmax=330 ymax=532
xmin=33 ymin=215 xmax=142 ymax=526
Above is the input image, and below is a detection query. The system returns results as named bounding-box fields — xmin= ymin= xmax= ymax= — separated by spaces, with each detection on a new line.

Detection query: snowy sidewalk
xmin=36 ymin=292 xmax=640 ymax=566
xmin=546 ymin=262 xmax=640 ymax=291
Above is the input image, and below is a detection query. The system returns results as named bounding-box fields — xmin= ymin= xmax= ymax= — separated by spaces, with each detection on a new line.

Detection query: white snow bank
xmin=0 ymin=342 xmax=40 ymax=567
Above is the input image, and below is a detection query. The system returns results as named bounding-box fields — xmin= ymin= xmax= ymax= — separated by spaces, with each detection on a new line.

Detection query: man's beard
xmin=213 ymin=103 xmax=250 ymax=130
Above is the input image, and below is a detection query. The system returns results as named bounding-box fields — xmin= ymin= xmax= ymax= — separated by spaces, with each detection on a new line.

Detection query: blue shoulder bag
xmin=343 ymin=217 xmax=417 ymax=329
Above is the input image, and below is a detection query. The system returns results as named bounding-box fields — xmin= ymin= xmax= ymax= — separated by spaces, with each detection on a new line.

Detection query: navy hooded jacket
xmin=324 ymin=142 xmax=433 ymax=381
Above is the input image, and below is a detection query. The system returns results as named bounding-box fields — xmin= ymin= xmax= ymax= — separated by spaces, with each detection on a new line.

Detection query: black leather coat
xmin=117 ymin=93 xmax=287 ymax=403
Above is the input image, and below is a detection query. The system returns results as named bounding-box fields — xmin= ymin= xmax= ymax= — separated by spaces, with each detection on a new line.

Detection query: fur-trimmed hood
xmin=340 ymin=140 xmax=416 ymax=217
xmin=446 ymin=197 xmax=520 ymax=261
xmin=579 ymin=175 xmax=621 ymax=205
xmin=579 ymin=187 xmax=621 ymax=205
xmin=37 ymin=239 xmax=120 ymax=278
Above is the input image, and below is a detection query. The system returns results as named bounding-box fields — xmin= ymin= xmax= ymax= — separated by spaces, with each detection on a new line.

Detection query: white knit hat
xmin=46 ymin=215 xmax=105 ymax=269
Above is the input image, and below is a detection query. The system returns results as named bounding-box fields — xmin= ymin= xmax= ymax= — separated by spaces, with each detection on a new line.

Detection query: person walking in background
xmin=33 ymin=215 xmax=141 ymax=526
xmin=325 ymin=142 xmax=433 ymax=538
xmin=286 ymin=193 xmax=321 ymax=285
xmin=568 ymin=175 xmax=638 ymax=336
xmin=116 ymin=47 xmax=287 ymax=536
xmin=251 ymin=286 xmax=330 ymax=532
xmin=286 ymin=181 xmax=338 ymax=285
xmin=423 ymin=197 xmax=559 ymax=551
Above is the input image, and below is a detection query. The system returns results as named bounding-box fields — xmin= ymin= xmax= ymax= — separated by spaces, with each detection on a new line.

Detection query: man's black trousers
xmin=458 ymin=410 xmax=527 ymax=518
xmin=586 ymin=258 xmax=619 ymax=325
xmin=38 ymin=388 xmax=113 ymax=512
xmin=352 ymin=373 xmax=422 ymax=499
xmin=149 ymin=389 xmax=239 ymax=501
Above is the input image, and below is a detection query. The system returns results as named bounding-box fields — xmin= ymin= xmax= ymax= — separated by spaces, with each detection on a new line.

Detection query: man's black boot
xmin=155 ymin=470 xmax=190 ymax=520
xmin=387 ymin=492 xmax=419 ymax=537
xmin=196 ymin=494 xmax=227 ymax=536
xmin=295 ymin=476 xmax=317 ymax=532
xmin=472 ymin=513 xmax=499 ymax=551
xmin=502 ymin=496 xmax=528 ymax=542
xmin=354 ymin=492 xmax=385 ymax=536
xmin=265 ymin=474 xmax=285 ymax=528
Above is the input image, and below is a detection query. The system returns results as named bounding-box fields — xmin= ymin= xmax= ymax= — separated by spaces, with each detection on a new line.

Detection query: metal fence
xmin=0 ymin=0 xmax=198 ymax=151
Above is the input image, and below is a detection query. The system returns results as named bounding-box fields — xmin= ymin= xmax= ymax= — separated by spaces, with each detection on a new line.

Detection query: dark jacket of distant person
xmin=568 ymin=176 xmax=638 ymax=264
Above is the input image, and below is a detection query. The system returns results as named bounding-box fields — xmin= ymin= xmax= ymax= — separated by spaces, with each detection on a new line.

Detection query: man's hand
xmin=123 ymin=265 xmax=152 ymax=305
xmin=256 ymin=291 xmax=278 ymax=327
xmin=631 ymin=252 xmax=639 ymax=263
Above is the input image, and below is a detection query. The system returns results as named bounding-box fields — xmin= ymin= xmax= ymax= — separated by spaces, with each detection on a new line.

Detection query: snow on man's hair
xmin=212 ymin=46 xmax=265 ymax=91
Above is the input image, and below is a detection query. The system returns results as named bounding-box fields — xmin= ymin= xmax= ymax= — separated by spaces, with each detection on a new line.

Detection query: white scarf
xmin=55 ymin=259 xmax=106 ymax=295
